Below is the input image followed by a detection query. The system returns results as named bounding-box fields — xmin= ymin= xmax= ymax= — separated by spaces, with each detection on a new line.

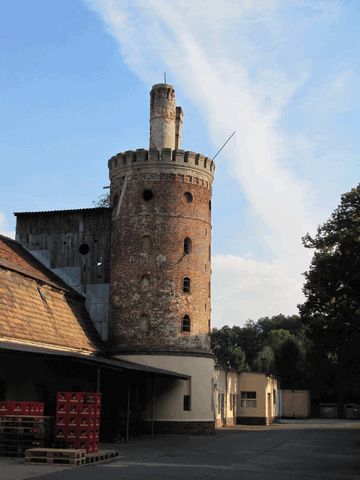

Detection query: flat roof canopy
xmin=0 ymin=341 xmax=189 ymax=380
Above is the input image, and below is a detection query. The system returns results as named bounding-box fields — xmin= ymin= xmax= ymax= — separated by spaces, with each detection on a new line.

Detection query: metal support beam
xmin=126 ymin=382 xmax=131 ymax=442
xmin=151 ymin=377 xmax=155 ymax=438
xmin=96 ymin=367 xmax=101 ymax=393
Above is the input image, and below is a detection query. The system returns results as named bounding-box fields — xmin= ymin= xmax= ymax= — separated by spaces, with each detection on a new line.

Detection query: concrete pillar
xmin=150 ymin=84 xmax=176 ymax=150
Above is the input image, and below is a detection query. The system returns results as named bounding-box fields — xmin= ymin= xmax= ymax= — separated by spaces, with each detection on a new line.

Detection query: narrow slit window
xmin=183 ymin=395 xmax=191 ymax=411
xmin=184 ymin=237 xmax=192 ymax=254
xmin=182 ymin=315 xmax=191 ymax=333
xmin=183 ymin=277 xmax=191 ymax=293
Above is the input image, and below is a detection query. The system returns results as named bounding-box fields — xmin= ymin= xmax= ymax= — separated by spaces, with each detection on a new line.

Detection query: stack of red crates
xmin=55 ymin=392 xmax=101 ymax=453
xmin=0 ymin=401 xmax=44 ymax=416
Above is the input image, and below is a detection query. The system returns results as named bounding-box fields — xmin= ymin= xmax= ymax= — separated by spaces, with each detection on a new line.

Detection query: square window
xmin=241 ymin=391 xmax=257 ymax=408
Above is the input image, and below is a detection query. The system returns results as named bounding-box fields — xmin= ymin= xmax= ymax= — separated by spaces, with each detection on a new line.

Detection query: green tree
xmin=266 ymin=328 xmax=294 ymax=352
xmin=253 ymin=346 xmax=275 ymax=372
xmin=299 ymin=184 xmax=360 ymax=411
xmin=274 ymin=337 xmax=306 ymax=388
xmin=93 ymin=192 xmax=110 ymax=207
xmin=211 ymin=326 xmax=249 ymax=370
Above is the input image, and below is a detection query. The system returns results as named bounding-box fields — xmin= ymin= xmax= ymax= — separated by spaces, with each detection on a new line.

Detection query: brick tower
xmin=108 ymin=84 xmax=216 ymax=432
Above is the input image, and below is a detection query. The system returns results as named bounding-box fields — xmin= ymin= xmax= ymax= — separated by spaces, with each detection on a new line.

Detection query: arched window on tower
xmin=183 ymin=277 xmax=191 ymax=293
xmin=182 ymin=315 xmax=191 ymax=333
xmin=184 ymin=237 xmax=192 ymax=255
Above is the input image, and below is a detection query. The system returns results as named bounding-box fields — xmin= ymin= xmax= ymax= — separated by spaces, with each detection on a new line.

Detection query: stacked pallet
xmin=25 ymin=448 xmax=86 ymax=465
xmin=55 ymin=392 xmax=101 ymax=453
xmin=0 ymin=401 xmax=49 ymax=457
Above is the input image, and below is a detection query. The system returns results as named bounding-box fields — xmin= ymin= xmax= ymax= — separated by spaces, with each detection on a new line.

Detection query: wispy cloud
xmin=86 ymin=0 xmax=344 ymax=325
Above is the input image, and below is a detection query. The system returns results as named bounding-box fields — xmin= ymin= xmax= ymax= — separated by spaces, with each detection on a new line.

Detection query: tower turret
xmin=150 ymin=83 xmax=176 ymax=150
xmin=108 ymin=84 xmax=215 ymax=356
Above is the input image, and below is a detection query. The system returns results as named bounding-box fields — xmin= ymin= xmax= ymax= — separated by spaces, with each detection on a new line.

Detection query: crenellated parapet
xmin=108 ymin=148 xmax=215 ymax=184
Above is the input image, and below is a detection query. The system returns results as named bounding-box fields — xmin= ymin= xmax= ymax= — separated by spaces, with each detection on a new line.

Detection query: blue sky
xmin=1 ymin=0 xmax=359 ymax=326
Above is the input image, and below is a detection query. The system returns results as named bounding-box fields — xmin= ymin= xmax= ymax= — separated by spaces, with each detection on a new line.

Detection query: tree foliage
xmin=93 ymin=193 xmax=110 ymax=207
xmin=211 ymin=314 xmax=308 ymax=387
xmin=299 ymin=184 xmax=360 ymax=406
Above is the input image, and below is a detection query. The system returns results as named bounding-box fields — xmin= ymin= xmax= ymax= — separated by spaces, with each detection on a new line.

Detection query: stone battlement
xmin=108 ymin=148 xmax=215 ymax=181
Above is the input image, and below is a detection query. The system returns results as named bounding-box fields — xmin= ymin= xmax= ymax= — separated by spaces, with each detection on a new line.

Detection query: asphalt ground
xmin=3 ymin=420 xmax=360 ymax=480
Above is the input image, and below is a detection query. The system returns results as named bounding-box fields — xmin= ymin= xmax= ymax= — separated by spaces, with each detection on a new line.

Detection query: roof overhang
xmin=0 ymin=341 xmax=189 ymax=380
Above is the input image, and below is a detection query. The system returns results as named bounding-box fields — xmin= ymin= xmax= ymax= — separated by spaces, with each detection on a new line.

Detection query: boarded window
xmin=141 ymin=274 xmax=150 ymax=291
xmin=183 ymin=277 xmax=191 ymax=293
xmin=142 ymin=235 xmax=152 ymax=253
xmin=182 ymin=315 xmax=191 ymax=333
xmin=139 ymin=314 xmax=149 ymax=332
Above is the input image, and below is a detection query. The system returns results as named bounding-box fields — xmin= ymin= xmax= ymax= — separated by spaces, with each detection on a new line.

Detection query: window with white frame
xmin=241 ymin=391 xmax=257 ymax=408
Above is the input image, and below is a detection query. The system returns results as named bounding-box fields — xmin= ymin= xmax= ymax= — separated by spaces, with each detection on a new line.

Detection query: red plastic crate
xmin=55 ymin=426 xmax=67 ymax=439
xmin=68 ymin=415 xmax=78 ymax=427
xmin=66 ymin=427 xmax=78 ymax=440
xmin=0 ymin=401 xmax=44 ymax=416
xmin=78 ymin=427 xmax=95 ymax=439
xmin=83 ymin=393 xmax=101 ymax=404
xmin=55 ymin=414 xmax=67 ymax=426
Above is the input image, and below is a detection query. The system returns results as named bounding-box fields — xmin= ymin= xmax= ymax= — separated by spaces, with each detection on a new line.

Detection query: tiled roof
xmin=0 ymin=235 xmax=102 ymax=354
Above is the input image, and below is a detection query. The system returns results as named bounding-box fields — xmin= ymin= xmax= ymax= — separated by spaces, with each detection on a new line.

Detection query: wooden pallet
xmin=0 ymin=416 xmax=51 ymax=457
xmin=25 ymin=448 xmax=86 ymax=465
xmin=85 ymin=450 xmax=119 ymax=464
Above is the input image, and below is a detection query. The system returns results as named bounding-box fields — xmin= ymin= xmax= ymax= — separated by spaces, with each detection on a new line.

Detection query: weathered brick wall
xmin=108 ymin=149 xmax=215 ymax=354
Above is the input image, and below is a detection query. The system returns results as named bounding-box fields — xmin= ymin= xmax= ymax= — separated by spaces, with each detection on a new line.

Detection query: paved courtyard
xmin=2 ymin=420 xmax=360 ymax=480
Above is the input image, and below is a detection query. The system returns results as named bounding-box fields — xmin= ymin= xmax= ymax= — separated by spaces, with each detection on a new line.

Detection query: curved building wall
xmin=119 ymin=354 xmax=215 ymax=428
xmin=108 ymin=148 xmax=215 ymax=354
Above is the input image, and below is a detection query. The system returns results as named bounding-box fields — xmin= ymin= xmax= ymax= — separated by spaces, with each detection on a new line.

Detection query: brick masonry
xmin=109 ymin=153 xmax=215 ymax=355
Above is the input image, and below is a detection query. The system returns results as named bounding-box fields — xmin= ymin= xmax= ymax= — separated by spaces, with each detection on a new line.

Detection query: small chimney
xmin=175 ymin=107 xmax=183 ymax=150
xmin=149 ymin=84 xmax=176 ymax=150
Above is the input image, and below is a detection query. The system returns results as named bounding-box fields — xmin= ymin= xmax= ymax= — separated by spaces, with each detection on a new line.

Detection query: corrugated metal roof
xmin=0 ymin=340 xmax=189 ymax=379
xmin=14 ymin=207 xmax=110 ymax=216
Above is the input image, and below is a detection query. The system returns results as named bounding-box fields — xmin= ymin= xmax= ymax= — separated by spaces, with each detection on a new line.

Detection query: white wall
xmin=118 ymin=354 xmax=214 ymax=422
